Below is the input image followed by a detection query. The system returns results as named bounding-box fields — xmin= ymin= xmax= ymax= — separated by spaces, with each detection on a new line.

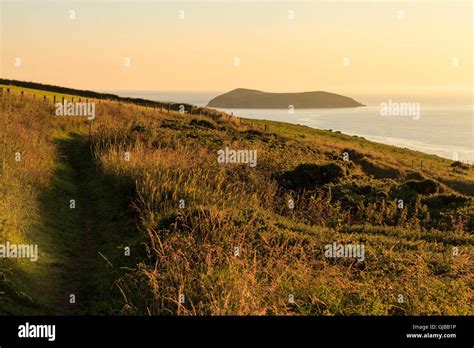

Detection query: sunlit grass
xmin=1 ymin=88 xmax=472 ymax=315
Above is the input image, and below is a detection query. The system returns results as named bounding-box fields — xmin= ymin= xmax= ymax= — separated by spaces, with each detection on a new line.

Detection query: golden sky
xmin=1 ymin=0 xmax=472 ymax=98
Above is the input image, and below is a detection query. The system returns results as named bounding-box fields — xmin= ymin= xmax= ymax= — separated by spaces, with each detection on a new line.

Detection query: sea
xmin=107 ymin=90 xmax=473 ymax=163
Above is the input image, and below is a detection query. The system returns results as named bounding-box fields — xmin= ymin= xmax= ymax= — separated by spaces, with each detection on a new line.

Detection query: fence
xmin=0 ymin=86 xmax=270 ymax=133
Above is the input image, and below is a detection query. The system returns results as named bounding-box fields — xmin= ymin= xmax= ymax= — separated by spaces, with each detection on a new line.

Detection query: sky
xmin=0 ymin=0 xmax=472 ymax=100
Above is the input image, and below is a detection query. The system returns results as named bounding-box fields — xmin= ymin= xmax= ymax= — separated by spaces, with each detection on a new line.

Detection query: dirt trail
xmin=53 ymin=134 xmax=98 ymax=315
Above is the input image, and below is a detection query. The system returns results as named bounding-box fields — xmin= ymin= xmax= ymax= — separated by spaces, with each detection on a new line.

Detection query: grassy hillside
xmin=1 ymin=86 xmax=472 ymax=315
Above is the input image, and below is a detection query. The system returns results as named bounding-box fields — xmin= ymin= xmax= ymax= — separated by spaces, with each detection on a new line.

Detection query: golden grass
xmin=1 ymin=91 xmax=473 ymax=315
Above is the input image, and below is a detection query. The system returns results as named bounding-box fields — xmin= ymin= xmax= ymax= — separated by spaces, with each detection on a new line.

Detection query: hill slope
xmin=1 ymin=81 xmax=472 ymax=316
xmin=207 ymin=88 xmax=364 ymax=108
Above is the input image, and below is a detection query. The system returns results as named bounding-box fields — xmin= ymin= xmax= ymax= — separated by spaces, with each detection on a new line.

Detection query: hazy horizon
xmin=2 ymin=0 xmax=472 ymax=98
xmin=105 ymin=88 xmax=473 ymax=106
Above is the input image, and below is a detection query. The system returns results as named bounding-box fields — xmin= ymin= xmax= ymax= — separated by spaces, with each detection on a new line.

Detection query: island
xmin=207 ymin=88 xmax=365 ymax=109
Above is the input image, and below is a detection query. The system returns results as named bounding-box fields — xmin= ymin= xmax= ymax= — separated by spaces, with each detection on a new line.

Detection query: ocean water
xmin=109 ymin=91 xmax=473 ymax=162
xmin=216 ymin=106 xmax=474 ymax=162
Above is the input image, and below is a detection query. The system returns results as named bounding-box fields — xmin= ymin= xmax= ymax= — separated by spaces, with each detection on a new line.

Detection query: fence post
xmin=44 ymin=95 xmax=46 ymax=102
xmin=21 ymin=91 xmax=24 ymax=98
xmin=54 ymin=95 xmax=56 ymax=104
xmin=7 ymin=88 xmax=10 ymax=94
xmin=62 ymin=96 xmax=65 ymax=103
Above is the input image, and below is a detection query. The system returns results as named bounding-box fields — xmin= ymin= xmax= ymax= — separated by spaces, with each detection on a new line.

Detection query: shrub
xmin=401 ymin=179 xmax=440 ymax=195
xmin=275 ymin=163 xmax=346 ymax=190
xmin=189 ymin=118 xmax=216 ymax=129
xmin=422 ymin=194 xmax=470 ymax=209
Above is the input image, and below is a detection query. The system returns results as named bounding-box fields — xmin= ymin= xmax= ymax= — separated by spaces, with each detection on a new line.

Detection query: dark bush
xmin=450 ymin=161 xmax=470 ymax=170
xmin=189 ymin=119 xmax=216 ymax=129
xmin=422 ymin=194 xmax=470 ymax=208
xmin=401 ymin=179 xmax=440 ymax=195
xmin=275 ymin=163 xmax=346 ymax=190
xmin=130 ymin=122 xmax=146 ymax=133
xmin=404 ymin=171 xmax=425 ymax=181
xmin=358 ymin=185 xmax=374 ymax=195
xmin=341 ymin=148 xmax=365 ymax=163
xmin=159 ymin=119 xmax=183 ymax=130
xmin=240 ymin=129 xmax=265 ymax=138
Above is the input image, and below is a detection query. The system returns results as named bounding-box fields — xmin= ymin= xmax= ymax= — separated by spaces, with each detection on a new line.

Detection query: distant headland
xmin=207 ymin=88 xmax=365 ymax=109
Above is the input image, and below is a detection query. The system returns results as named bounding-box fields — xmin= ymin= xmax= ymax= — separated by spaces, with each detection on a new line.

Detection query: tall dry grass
xmin=88 ymin=100 xmax=473 ymax=315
